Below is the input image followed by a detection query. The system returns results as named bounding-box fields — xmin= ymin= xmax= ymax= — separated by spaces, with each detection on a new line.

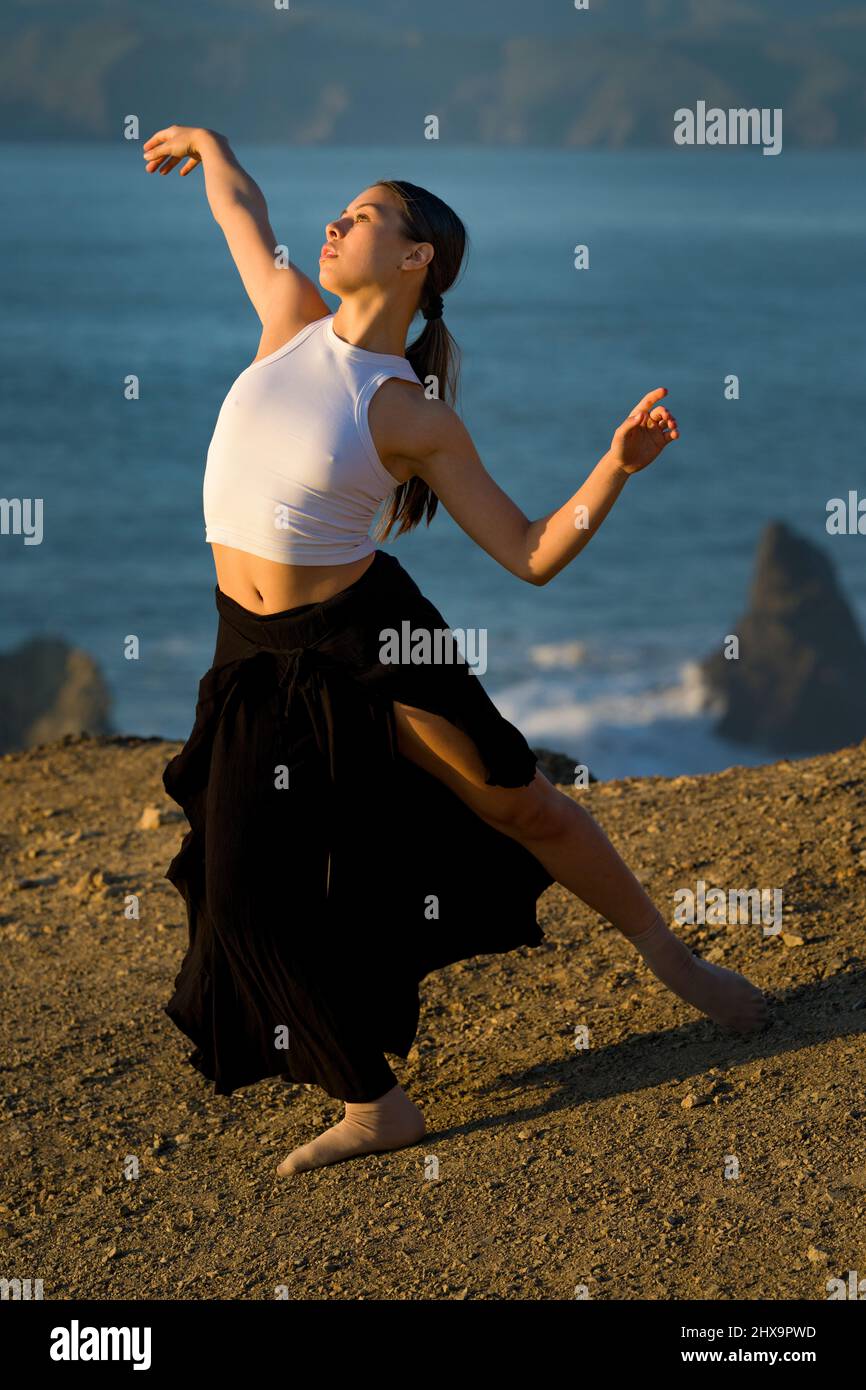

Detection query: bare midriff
xmin=211 ymin=543 xmax=377 ymax=615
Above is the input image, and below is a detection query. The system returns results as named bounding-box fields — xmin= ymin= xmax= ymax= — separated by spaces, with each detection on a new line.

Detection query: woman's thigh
xmin=390 ymin=700 xmax=572 ymax=842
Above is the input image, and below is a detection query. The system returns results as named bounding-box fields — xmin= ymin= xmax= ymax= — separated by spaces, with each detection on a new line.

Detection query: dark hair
xmin=368 ymin=178 xmax=468 ymax=542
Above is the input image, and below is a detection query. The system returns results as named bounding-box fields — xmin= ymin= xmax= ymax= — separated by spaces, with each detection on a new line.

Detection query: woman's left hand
xmin=608 ymin=388 xmax=679 ymax=475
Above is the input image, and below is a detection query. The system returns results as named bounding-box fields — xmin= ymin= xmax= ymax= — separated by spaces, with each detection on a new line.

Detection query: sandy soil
xmin=2 ymin=732 xmax=865 ymax=1301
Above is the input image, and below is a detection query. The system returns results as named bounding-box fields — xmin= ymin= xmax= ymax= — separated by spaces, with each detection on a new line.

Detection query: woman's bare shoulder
xmin=252 ymin=275 xmax=332 ymax=361
xmin=369 ymin=379 xmax=462 ymax=482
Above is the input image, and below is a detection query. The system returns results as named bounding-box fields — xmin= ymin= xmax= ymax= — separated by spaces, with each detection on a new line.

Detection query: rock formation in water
xmin=531 ymin=746 xmax=598 ymax=785
xmin=699 ymin=521 xmax=866 ymax=753
xmin=0 ymin=637 xmax=114 ymax=753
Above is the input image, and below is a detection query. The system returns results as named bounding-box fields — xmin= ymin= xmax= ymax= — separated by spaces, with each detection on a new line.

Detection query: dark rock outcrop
xmin=0 ymin=637 xmax=113 ymax=753
xmin=531 ymin=745 xmax=598 ymax=785
xmin=699 ymin=521 xmax=866 ymax=753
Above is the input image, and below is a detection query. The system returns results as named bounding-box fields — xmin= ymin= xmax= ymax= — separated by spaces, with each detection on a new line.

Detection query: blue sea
xmin=1 ymin=143 xmax=864 ymax=779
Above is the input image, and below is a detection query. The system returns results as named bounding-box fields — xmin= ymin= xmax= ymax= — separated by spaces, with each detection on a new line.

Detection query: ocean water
xmin=1 ymin=143 xmax=864 ymax=779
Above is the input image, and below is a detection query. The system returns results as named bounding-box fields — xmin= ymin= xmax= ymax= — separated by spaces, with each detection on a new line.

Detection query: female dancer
xmin=144 ymin=126 xmax=768 ymax=1177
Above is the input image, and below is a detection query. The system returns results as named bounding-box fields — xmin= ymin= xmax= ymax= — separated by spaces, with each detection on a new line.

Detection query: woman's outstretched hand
xmin=142 ymin=125 xmax=211 ymax=176
xmin=609 ymin=388 xmax=679 ymax=475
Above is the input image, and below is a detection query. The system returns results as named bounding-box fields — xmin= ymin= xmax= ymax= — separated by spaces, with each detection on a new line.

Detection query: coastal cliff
xmin=2 ymin=732 xmax=865 ymax=1299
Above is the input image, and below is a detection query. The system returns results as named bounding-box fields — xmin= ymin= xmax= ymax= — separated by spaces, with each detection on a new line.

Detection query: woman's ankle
xmin=619 ymin=904 xmax=666 ymax=941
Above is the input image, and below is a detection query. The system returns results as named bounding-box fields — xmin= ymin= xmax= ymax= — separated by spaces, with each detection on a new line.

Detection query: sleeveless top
xmin=203 ymin=313 xmax=423 ymax=565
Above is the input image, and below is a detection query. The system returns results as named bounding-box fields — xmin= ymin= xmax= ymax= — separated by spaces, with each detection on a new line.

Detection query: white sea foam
xmin=490 ymin=658 xmax=772 ymax=781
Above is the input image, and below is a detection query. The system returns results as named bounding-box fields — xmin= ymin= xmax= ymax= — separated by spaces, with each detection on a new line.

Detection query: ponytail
xmin=369 ymin=179 xmax=468 ymax=542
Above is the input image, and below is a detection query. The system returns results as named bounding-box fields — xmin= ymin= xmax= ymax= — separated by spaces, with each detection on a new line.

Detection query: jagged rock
xmin=531 ymin=746 xmax=598 ymax=785
xmin=0 ymin=637 xmax=113 ymax=754
xmin=699 ymin=522 xmax=866 ymax=753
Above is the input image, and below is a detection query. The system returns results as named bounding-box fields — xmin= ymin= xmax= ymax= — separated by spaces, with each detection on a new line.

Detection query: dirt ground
xmin=2 ymin=732 xmax=865 ymax=1301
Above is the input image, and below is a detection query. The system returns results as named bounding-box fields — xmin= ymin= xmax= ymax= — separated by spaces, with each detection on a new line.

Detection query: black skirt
xmin=161 ymin=549 xmax=554 ymax=1102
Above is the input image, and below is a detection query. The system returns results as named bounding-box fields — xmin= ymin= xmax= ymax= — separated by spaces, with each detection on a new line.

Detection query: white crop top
xmin=203 ymin=313 xmax=423 ymax=565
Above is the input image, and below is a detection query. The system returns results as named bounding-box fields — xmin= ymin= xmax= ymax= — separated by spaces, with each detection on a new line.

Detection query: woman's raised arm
xmin=142 ymin=125 xmax=329 ymax=329
xmin=383 ymin=385 xmax=679 ymax=585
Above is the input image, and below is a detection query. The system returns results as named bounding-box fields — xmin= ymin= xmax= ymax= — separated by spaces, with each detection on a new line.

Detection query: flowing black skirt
xmin=161 ymin=549 xmax=554 ymax=1102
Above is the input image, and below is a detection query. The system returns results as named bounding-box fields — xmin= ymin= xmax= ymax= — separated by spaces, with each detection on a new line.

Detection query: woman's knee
xmin=391 ymin=699 xmax=574 ymax=842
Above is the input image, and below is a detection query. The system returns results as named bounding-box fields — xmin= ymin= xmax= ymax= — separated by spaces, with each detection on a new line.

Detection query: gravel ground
xmin=2 ymin=732 xmax=865 ymax=1301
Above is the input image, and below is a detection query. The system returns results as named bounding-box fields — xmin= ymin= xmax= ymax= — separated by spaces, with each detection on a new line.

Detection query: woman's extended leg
xmin=391 ymin=703 xmax=768 ymax=1034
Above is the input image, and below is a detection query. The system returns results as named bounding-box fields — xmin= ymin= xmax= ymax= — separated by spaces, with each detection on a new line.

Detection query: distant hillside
xmin=0 ymin=0 xmax=865 ymax=146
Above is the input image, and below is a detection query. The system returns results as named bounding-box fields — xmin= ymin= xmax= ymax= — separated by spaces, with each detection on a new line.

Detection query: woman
xmin=144 ymin=126 xmax=768 ymax=1177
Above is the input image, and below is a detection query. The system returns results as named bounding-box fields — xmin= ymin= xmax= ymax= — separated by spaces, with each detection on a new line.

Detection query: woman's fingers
xmin=613 ymin=397 xmax=681 ymax=473
xmin=143 ymin=142 xmax=200 ymax=175
xmin=143 ymin=130 xmax=195 ymax=166
xmin=143 ymin=139 xmax=177 ymax=163
xmin=143 ymin=142 xmax=174 ymax=173
xmin=143 ymin=125 xmax=179 ymax=152
xmin=644 ymin=403 xmax=680 ymax=442
xmin=652 ymin=412 xmax=680 ymax=444
xmin=143 ymin=127 xmax=202 ymax=177
xmin=620 ymin=410 xmax=645 ymax=431
xmin=630 ymin=386 xmax=667 ymax=417
xmin=617 ymin=401 xmax=680 ymax=440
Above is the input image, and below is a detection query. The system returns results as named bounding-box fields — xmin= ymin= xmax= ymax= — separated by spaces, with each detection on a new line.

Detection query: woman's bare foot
xmin=276 ymin=1083 xmax=426 ymax=1176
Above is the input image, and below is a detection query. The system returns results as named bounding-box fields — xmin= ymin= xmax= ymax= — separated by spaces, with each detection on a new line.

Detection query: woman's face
xmin=318 ymin=184 xmax=431 ymax=298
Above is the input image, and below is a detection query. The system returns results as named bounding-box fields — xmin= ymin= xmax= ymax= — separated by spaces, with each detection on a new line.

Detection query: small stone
xmin=806 ymin=1246 xmax=829 ymax=1264
xmin=138 ymin=806 xmax=163 ymax=830
xmin=72 ymin=870 xmax=107 ymax=895
xmin=781 ymin=933 xmax=804 ymax=948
